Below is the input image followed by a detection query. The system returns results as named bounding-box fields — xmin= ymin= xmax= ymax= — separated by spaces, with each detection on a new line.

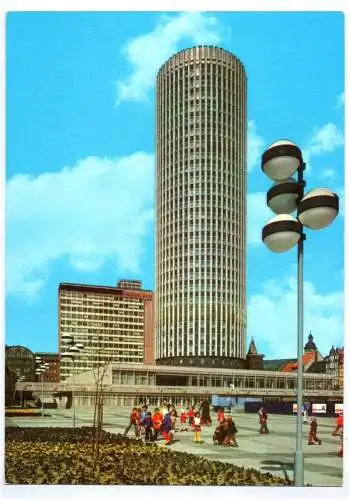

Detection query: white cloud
xmin=320 ymin=168 xmax=336 ymax=180
xmin=116 ymin=12 xmax=222 ymax=104
xmin=248 ymin=275 xmax=343 ymax=358
xmin=335 ymin=91 xmax=344 ymax=109
xmin=247 ymin=191 xmax=271 ymax=246
xmin=6 ymin=152 xmax=155 ymax=297
xmin=247 ymin=120 xmax=265 ymax=173
xmin=303 ymin=122 xmax=344 ymax=167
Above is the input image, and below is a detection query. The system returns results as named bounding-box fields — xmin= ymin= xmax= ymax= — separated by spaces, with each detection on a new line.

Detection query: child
xmin=152 ymin=407 xmax=163 ymax=441
xmin=180 ymin=408 xmax=187 ymax=430
xmin=193 ymin=412 xmax=202 ymax=443
xmin=170 ymin=409 xmax=177 ymax=441
xmin=217 ymin=407 xmax=225 ymax=423
xmin=223 ymin=416 xmax=238 ymax=447
xmin=143 ymin=411 xmax=153 ymax=442
xmin=160 ymin=412 xmax=173 ymax=445
xmin=188 ymin=406 xmax=195 ymax=427
xmin=123 ymin=407 xmax=140 ymax=438
xmin=308 ymin=417 xmax=322 ymax=445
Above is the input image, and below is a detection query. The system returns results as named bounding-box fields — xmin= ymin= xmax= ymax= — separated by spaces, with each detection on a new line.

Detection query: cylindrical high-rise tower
xmin=155 ymin=46 xmax=247 ymax=368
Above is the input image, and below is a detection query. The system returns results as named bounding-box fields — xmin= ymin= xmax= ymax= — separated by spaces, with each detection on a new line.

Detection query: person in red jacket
xmin=180 ymin=408 xmax=187 ymax=430
xmin=151 ymin=407 xmax=163 ymax=441
xmin=217 ymin=408 xmax=225 ymax=423
xmin=332 ymin=413 xmax=343 ymax=457
xmin=123 ymin=407 xmax=140 ymax=439
xmin=308 ymin=417 xmax=322 ymax=445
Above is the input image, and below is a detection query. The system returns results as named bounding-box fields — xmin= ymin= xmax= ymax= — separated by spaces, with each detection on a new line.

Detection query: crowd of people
xmin=122 ymin=401 xmax=344 ymax=456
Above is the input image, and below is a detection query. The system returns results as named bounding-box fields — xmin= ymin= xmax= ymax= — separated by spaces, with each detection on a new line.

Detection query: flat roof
xmin=59 ymin=282 xmax=153 ymax=295
xmin=109 ymin=362 xmax=335 ymax=379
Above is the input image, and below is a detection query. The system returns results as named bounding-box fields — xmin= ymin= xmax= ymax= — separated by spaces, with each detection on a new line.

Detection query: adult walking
xmin=200 ymin=399 xmax=211 ymax=425
xmin=258 ymin=407 xmax=269 ymax=434
xmin=332 ymin=412 xmax=343 ymax=457
xmin=308 ymin=417 xmax=322 ymax=445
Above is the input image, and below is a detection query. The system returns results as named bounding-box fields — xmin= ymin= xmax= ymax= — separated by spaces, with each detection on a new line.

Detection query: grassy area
xmin=5 ymin=427 xmax=291 ymax=486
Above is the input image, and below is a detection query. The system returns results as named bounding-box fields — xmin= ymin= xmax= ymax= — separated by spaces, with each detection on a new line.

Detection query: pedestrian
xmin=188 ymin=406 xmax=195 ymax=427
xmin=332 ymin=412 xmax=343 ymax=457
xmin=223 ymin=416 xmax=238 ymax=447
xmin=139 ymin=404 xmax=148 ymax=440
xmin=160 ymin=400 xmax=168 ymax=417
xmin=170 ymin=409 xmax=177 ymax=441
xmin=180 ymin=408 xmax=187 ymax=430
xmin=258 ymin=407 xmax=269 ymax=434
xmin=123 ymin=407 xmax=140 ymax=439
xmin=217 ymin=407 xmax=225 ymax=423
xmin=302 ymin=408 xmax=308 ymax=424
xmin=143 ymin=411 xmax=154 ymax=442
xmin=152 ymin=407 xmax=163 ymax=441
xmin=213 ymin=420 xmax=226 ymax=445
xmin=308 ymin=417 xmax=322 ymax=445
xmin=200 ymin=399 xmax=211 ymax=425
xmin=160 ymin=412 xmax=173 ymax=445
xmin=193 ymin=412 xmax=202 ymax=443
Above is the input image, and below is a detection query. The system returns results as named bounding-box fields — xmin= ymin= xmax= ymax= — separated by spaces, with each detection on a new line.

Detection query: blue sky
xmin=5 ymin=11 xmax=344 ymax=359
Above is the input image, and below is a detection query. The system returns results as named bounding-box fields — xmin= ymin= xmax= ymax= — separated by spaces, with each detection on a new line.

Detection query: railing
xmin=15 ymin=381 xmax=342 ymax=398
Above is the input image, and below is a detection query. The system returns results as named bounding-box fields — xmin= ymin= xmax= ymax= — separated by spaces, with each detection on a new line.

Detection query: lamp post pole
xmin=294 ymin=164 xmax=305 ymax=485
xmin=41 ymin=372 xmax=44 ymax=417
xmin=72 ymin=356 xmax=76 ymax=428
xmin=61 ymin=333 xmax=84 ymax=429
xmin=261 ymin=140 xmax=339 ymax=486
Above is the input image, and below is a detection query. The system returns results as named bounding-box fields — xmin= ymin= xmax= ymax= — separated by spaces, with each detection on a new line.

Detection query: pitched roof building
xmin=280 ymin=333 xmax=324 ymax=373
xmin=245 ymin=338 xmax=264 ymax=370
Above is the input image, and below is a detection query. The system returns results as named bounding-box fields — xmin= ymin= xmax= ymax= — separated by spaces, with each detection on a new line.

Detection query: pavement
xmin=5 ymin=407 xmax=343 ymax=487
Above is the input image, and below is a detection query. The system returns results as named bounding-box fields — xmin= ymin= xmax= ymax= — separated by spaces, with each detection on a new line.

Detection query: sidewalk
xmin=5 ymin=408 xmax=343 ymax=486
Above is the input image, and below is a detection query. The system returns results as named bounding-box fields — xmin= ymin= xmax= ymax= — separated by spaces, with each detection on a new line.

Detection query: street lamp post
xmin=61 ymin=333 xmax=84 ymax=428
xmin=18 ymin=376 xmax=26 ymax=408
xmin=261 ymin=140 xmax=339 ymax=486
xmin=35 ymin=357 xmax=46 ymax=417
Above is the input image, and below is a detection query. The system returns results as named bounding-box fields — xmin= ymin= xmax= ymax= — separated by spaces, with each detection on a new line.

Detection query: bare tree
xmin=91 ymin=349 xmax=112 ymax=470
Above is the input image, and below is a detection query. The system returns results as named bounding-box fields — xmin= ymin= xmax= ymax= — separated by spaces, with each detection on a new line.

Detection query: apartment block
xmin=58 ymin=280 xmax=154 ymax=380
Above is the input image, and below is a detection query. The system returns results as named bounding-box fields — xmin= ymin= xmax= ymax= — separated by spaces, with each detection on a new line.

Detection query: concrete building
xmin=324 ymin=346 xmax=344 ymax=389
xmin=155 ymin=46 xmax=247 ymax=368
xmin=35 ymin=352 xmax=60 ymax=382
xmin=58 ymin=280 xmax=154 ymax=380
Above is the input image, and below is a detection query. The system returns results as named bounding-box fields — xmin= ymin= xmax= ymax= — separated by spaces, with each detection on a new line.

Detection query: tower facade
xmin=155 ymin=46 xmax=247 ymax=368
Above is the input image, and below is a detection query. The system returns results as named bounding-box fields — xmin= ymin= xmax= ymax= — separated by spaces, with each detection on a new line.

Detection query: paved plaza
xmin=5 ymin=407 xmax=343 ymax=487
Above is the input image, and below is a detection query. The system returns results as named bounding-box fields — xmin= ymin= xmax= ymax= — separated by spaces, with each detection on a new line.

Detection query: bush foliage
xmin=5 ymin=427 xmax=291 ymax=486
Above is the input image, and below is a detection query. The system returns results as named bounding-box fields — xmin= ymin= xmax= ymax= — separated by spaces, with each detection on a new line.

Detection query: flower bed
xmin=5 ymin=410 xmax=49 ymax=417
xmin=5 ymin=427 xmax=291 ymax=486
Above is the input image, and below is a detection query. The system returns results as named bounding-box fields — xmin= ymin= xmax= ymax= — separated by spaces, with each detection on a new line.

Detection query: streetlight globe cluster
xmin=261 ymin=139 xmax=339 ymax=252
xmin=60 ymin=333 xmax=85 ymax=428
xmin=260 ymin=138 xmax=339 ymax=487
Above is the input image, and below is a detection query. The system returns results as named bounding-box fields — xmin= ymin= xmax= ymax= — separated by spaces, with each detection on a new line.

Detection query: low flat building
xmin=53 ymin=362 xmax=339 ymax=408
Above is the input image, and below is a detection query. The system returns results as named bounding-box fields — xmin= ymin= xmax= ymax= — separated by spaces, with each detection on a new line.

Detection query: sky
xmin=5 ymin=11 xmax=345 ymax=359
